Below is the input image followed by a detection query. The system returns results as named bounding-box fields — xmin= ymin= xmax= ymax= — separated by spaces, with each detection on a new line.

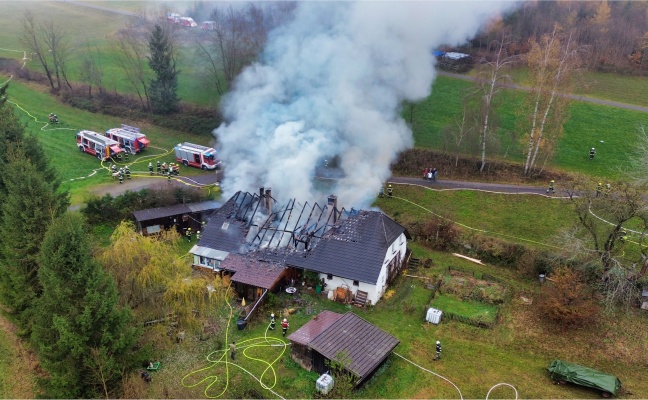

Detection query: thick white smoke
xmin=215 ymin=1 xmax=512 ymax=207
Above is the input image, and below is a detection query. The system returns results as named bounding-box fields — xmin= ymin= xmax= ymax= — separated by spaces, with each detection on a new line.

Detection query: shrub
xmin=536 ymin=267 xmax=600 ymax=329
xmin=82 ymin=186 xmax=208 ymax=225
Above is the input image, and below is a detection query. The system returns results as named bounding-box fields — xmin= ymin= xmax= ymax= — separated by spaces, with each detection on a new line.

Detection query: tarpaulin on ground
xmin=547 ymin=360 xmax=621 ymax=396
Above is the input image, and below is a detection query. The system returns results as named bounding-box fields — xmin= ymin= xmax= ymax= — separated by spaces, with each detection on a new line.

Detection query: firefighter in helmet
xmin=546 ymin=180 xmax=555 ymax=194
xmin=118 ymin=170 xmax=124 ymax=184
xmin=148 ymin=162 xmax=153 ymax=175
xmin=589 ymin=147 xmax=596 ymax=160
xmin=269 ymin=313 xmax=276 ymax=330
xmin=387 ymin=184 xmax=393 ymax=198
xmin=281 ymin=318 xmax=289 ymax=336
xmin=186 ymin=227 xmax=192 ymax=242
xmin=125 ymin=165 xmax=131 ymax=180
xmin=596 ymin=182 xmax=603 ymax=197
xmin=196 ymin=230 xmax=201 ymax=240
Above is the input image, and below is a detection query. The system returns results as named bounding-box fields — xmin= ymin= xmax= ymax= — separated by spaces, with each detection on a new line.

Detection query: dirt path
xmin=0 ymin=313 xmax=37 ymax=398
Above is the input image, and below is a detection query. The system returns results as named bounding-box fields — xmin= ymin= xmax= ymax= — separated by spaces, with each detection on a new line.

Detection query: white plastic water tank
xmin=316 ymin=373 xmax=334 ymax=395
xmin=426 ymin=308 xmax=443 ymax=324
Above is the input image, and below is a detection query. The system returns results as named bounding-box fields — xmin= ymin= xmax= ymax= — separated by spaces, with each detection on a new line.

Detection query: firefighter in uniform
xmin=125 ymin=166 xmax=131 ymax=180
xmin=162 ymin=162 xmax=168 ymax=175
xmin=186 ymin=227 xmax=192 ymax=242
xmin=434 ymin=340 xmax=442 ymax=360
xmin=124 ymin=152 xmax=130 ymax=161
xmin=281 ymin=318 xmax=289 ymax=336
xmin=156 ymin=161 xmax=161 ymax=174
xmin=589 ymin=147 xmax=596 ymax=160
xmin=118 ymin=170 xmax=124 ymax=184
xmin=387 ymin=184 xmax=393 ymax=198
xmin=619 ymin=229 xmax=628 ymax=243
xmin=546 ymin=180 xmax=555 ymax=194
xmin=148 ymin=162 xmax=153 ymax=175
xmin=269 ymin=313 xmax=276 ymax=330
xmin=605 ymin=183 xmax=611 ymax=196
xmin=196 ymin=230 xmax=201 ymax=240
xmin=596 ymin=182 xmax=603 ymax=197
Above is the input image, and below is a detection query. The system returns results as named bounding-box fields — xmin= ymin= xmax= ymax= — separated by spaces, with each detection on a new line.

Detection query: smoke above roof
xmin=214 ymin=1 xmax=512 ymax=208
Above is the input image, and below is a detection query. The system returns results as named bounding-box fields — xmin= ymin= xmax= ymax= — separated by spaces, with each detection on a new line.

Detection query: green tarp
xmin=547 ymin=360 xmax=621 ymax=396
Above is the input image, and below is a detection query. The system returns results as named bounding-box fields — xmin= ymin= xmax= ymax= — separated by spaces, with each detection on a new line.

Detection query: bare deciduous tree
xmin=469 ymin=36 xmax=516 ymax=172
xmin=20 ymin=11 xmax=55 ymax=90
xmin=565 ymin=179 xmax=648 ymax=310
xmin=522 ymin=26 xmax=581 ymax=175
xmin=111 ymin=28 xmax=151 ymax=110
xmin=78 ymin=40 xmax=104 ymax=97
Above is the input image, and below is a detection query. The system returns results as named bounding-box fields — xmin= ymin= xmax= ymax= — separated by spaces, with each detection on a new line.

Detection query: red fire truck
xmin=77 ymin=130 xmax=123 ymax=161
xmin=174 ymin=142 xmax=220 ymax=170
xmin=105 ymin=125 xmax=150 ymax=154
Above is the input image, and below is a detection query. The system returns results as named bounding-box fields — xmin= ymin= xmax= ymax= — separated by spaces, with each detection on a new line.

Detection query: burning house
xmin=190 ymin=189 xmax=410 ymax=307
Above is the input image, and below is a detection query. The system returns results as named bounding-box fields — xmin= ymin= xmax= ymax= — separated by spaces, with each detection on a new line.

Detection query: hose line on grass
xmin=181 ymin=295 xmax=289 ymax=399
xmin=393 ymin=352 xmax=519 ymax=400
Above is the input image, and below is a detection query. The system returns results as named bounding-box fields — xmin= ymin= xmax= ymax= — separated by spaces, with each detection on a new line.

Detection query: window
xmin=327 ymin=274 xmax=333 ymax=280
xmin=353 ymin=280 xmax=359 ymax=286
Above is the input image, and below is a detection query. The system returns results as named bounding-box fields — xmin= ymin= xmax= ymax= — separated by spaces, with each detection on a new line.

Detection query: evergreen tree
xmin=148 ymin=24 xmax=180 ymax=114
xmin=0 ymin=83 xmax=67 ymax=203
xmin=0 ymin=147 xmax=68 ymax=331
xmin=32 ymin=213 xmax=139 ymax=398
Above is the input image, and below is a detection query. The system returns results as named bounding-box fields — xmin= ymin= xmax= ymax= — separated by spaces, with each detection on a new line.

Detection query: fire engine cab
xmin=77 ymin=130 xmax=123 ymax=161
xmin=105 ymin=125 xmax=150 ymax=154
xmin=174 ymin=142 xmax=220 ymax=170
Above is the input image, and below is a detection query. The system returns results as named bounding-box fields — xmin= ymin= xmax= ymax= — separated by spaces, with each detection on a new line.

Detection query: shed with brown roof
xmin=287 ymin=311 xmax=343 ymax=371
xmin=287 ymin=311 xmax=399 ymax=386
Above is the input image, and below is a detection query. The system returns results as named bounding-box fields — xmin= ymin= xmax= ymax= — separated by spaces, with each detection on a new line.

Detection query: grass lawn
xmin=375 ymin=184 xmax=575 ymax=250
xmin=134 ymin=250 xmax=648 ymax=399
xmin=2 ymin=74 xmax=219 ymax=205
xmin=430 ymin=294 xmax=499 ymax=325
xmin=414 ymin=76 xmax=648 ymax=181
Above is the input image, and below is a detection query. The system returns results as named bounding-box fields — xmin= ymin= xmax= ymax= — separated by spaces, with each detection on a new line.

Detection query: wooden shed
xmin=132 ymin=200 xmax=220 ymax=236
xmin=287 ymin=311 xmax=399 ymax=386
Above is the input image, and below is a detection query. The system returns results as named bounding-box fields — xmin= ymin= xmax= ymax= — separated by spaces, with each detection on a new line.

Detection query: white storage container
xmin=426 ymin=308 xmax=443 ymax=324
xmin=316 ymin=373 xmax=334 ymax=395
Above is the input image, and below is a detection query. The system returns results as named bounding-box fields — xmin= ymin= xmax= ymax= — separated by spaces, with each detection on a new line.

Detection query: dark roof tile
xmin=308 ymin=312 xmax=399 ymax=380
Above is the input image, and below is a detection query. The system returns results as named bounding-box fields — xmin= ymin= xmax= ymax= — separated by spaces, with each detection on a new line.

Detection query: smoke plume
xmin=215 ymin=1 xmax=511 ymax=207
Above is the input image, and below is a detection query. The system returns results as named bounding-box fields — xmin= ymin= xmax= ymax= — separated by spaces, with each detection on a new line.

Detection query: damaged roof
xmin=286 ymin=211 xmax=406 ymax=284
xmin=197 ymin=191 xmax=408 ymax=284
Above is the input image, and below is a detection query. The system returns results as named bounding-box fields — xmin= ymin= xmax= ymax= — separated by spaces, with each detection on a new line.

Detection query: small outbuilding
xmin=133 ymin=200 xmax=220 ymax=236
xmin=287 ymin=311 xmax=399 ymax=387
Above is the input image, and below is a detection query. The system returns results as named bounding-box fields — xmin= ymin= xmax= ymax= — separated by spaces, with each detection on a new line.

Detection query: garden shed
xmin=133 ymin=200 xmax=220 ymax=236
xmin=287 ymin=311 xmax=399 ymax=386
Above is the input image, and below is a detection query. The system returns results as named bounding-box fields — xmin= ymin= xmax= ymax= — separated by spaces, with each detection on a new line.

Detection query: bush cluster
xmin=392 ymin=148 xmax=568 ymax=184
xmin=82 ymin=186 xmax=208 ymax=225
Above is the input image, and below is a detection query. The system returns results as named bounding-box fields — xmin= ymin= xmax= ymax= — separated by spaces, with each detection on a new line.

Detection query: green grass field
xmin=2 ymin=74 xmax=219 ymax=204
xmin=376 ymin=184 xmax=575 ymax=249
xmin=415 ymin=76 xmax=648 ymax=180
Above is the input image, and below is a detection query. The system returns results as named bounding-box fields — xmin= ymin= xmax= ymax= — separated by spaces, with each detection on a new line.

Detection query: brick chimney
xmin=265 ymin=188 xmax=272 ymax=214
xmin=328 ymin=195 xmax=338 ymax=224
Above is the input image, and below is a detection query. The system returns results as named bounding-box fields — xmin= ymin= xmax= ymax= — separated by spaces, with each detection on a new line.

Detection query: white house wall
xmin=319 ymin=232 xmax=408 ymax=305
